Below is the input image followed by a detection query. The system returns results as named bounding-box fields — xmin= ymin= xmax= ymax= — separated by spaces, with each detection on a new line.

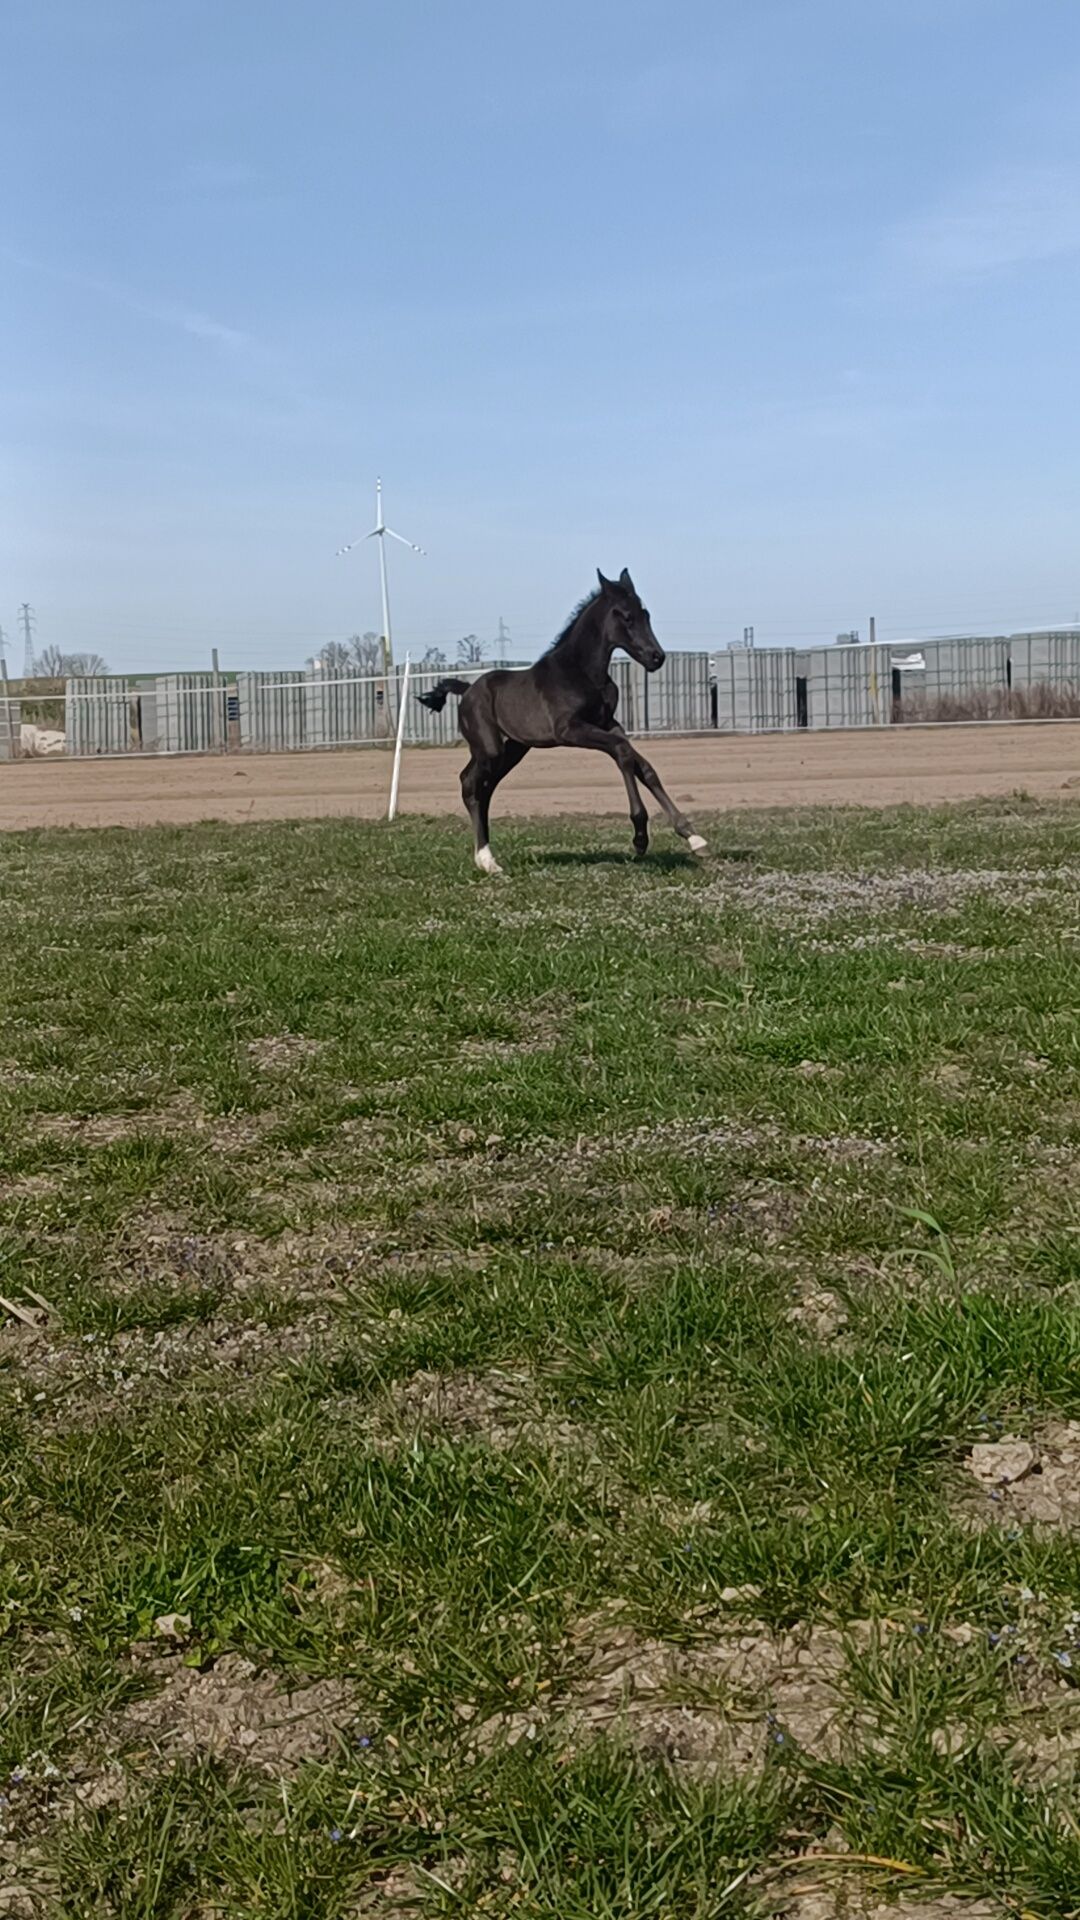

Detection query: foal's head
xmin=596 ymin=569 xmax=665 ymax=672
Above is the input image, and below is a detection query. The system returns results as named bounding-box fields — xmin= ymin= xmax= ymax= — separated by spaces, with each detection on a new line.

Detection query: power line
xmin=28 ymin=600 xmax=1080 ymax=646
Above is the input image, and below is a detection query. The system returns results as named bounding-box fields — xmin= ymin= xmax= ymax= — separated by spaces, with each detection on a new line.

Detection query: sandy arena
xmin=2 ymin=724 xmax=1079 ymax=832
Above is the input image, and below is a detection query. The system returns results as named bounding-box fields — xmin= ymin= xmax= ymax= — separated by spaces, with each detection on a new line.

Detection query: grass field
xmin=3 ymin=800 xmax=1080 ymax=1918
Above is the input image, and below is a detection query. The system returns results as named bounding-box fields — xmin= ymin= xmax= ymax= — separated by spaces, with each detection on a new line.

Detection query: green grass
xmin=3 ymin=798 xmax=1080 ymax=1915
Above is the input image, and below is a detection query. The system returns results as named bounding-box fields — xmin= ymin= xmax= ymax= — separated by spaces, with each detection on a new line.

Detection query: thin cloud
xmin=888 ymin=164 xmax=1080 ymax=284
xmin=156 ymin=303 xmax=249 ymax=349
xmin=1 ymin=246 xmax=251 ymax=350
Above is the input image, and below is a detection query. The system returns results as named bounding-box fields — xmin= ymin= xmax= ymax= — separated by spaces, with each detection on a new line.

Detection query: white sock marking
xmin=687 ymin=833 xmax=708 ymax=855
xmin=475 ymin=845 xmax=502 ymax=875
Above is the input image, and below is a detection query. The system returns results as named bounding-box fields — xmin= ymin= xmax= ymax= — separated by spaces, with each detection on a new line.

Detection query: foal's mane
xmin=543 ymin=589 xmax=602 ymax=657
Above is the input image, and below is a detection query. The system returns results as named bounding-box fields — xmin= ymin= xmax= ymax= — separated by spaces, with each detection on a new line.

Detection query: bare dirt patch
xmin=927 ymin=1059 xmax=976 ymax=1097
xmin=373 ymin=1368 xmax=590 ymax=1456
xmin=112 ymin=1649 xmax=357 ymax=1772
xmin=346 ymin=1865 xmax=434 ymax=1914
xmin=31 ymin=1095 xmax=284 ymax=1158
xmin=960 ymin=1423 xmax=1080 ymax=1529
xmin=785 ymin=1284 xmax=850 ymax=1341
xmin=98 ymin=1220 xmax=384 ymax=1306
xmin=473 ymin=1612 xmax=865 ymax=1778
xmin=459 ymin=996 xmax=569 ymax=1061
xmin=0 ymin=1657 xmax=359 ymax=1910
xmin=36 ymin=1107 xmax=190 ymax=1146
xmin=247 ymin=1034 xmax=323 ymax=1073
xmin=768 ymin=1891 xmax=1002 ymax=1920
xmin=1001 ymin=1661 xmax=1080 ymax=1783
xmin=4 ymin=725 xmax=1080 ymax=831
xmin=717 ymin=1181 xmax=808 ymax=1246
xmin=0 ymin=1173 xmax=61 ymax=1205
xmin=708 ymin=861 xmax=1080 ymax=937
xmin=11 ymin=1310 xmax=339 ymax=1427
xmin=544 ymin=1118 xmax=894 ymax=1173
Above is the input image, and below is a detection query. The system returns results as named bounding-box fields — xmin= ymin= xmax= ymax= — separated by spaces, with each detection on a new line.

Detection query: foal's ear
xmin=618 ymin=568 xmax=635 ymax=593
xmin=597 ymin=569 xmax=615 ymax=592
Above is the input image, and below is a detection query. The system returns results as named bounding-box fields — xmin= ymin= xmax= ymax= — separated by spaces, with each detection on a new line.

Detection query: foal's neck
xmin=561 ymin=600 xmax=613 ymax=685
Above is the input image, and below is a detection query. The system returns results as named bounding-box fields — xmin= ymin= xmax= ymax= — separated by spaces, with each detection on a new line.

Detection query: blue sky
xmin=3 ymin=0 xmax=1080 ymax=671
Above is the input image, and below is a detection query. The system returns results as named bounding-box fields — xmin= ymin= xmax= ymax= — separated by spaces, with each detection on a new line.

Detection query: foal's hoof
xmin=474 ymin=847 xmax=504 ymax=876
xmin=687 ymin=834 xmax=709 ymax=856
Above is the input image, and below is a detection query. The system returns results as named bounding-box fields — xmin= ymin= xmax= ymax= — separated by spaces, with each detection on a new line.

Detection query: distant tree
xmin=457 ymin=633 xmax=484 ymax=666
xmin=420 ymin=646 xmax=447 ymax=671
xmin=35 ymin=645 xmax=109 ymax=677
xmin=348 ymin=632 xmax=384 ymax=674
xmin=306 ymin=634 xmax=388 ymax=676
xmin=307 ymin=639 xmax=351 ymax=675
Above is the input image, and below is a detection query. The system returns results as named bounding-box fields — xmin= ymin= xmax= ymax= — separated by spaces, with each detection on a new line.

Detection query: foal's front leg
xmin=617 ymin=757 xmax=649 ymax=857
xmin=608 ymin=726 xmax=708 ymax=855
xmin=558 ymin=721 xmax=706 ymax=857
xmin=557 ymin=722 xmax=647 ymax=856
xmin=632 ymin=749 xmax=708 ymax=854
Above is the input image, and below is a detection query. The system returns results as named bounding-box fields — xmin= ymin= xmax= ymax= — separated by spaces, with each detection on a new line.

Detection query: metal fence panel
xmin=804 ymin=647 xmax=887 ymax=729
xmin=753 ymin=648 xmax=799 ymax=731
xmin=136 ymin=687 xmax=160 ymax=752
xmin=921 ymin=637 xmax=1009 ymax=705
xmin=156 ymin=674 xmax=227 ymax=753
xmin=44 ymin=635 xmax=1080 ymax=762
xmin=714 ymin=649 xmax=799 ymax=731
xmin=603 ymin=653 xmax=708 ymax=733
xmin=237 ymin=673 xmax=308 ymax=751
xmin=0 ymin=696 xmax=20 ymax=761
xmin=1009 ymin=631 xmax=1080 ymax=690
xmin=640 ymin=650 xmax=712 ymax=731
xmin=66 ymin=677 xmax=136 ymax=755
xmin=306 ymin=669 xmax=386 ymax=746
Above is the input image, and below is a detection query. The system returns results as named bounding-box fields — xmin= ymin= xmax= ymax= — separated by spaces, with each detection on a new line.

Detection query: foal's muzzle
xmin=645 ymin=645 xmax=666 ymax=672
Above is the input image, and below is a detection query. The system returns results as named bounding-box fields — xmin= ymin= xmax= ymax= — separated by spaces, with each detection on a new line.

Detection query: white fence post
xmin=387 ymin=654 xmax=411 ymax=821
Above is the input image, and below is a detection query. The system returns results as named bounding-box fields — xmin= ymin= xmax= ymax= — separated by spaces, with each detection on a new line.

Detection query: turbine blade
xmin=335 ymin=526 xmax=381 ymax=554
xmin=384 ymin=527 xmax=426 ymax=554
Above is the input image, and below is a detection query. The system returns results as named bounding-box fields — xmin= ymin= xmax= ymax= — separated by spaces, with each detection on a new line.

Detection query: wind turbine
xmin=336 ymin=478 xmax=425 ymax=671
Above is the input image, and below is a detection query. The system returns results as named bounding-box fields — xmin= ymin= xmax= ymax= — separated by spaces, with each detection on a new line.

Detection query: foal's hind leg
xmin=461 ymin=741 xmax=529 ymax=874
xmin=460 ymin=686 xmax=513 ymax=875
xmin=474 ymin=741 xmax=528 ymax=873
xmin=461 ymin=754 xmax=501 ymax=874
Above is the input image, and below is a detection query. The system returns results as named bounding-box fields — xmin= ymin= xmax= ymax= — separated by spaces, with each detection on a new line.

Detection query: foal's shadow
xmin=525 ymin=846 xmax=757 ymax=871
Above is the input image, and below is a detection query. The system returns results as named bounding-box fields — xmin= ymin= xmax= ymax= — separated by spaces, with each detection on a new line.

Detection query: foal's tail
xmin=416 ymin=677 xmax=471 ymax=713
